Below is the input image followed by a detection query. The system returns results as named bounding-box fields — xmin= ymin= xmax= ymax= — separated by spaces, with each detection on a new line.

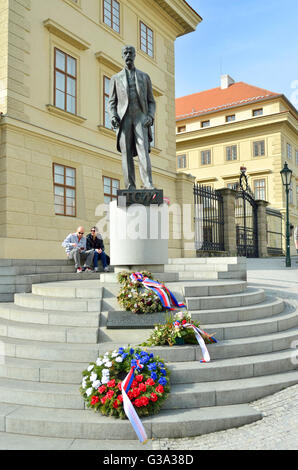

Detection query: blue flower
xmin=151 ymin=372 xmax=158 ymax=381
xmin=129 ymin=348 xmax=135 ymax=355
xmin=118 ymin=347 xmax=124 ymax=355
xmin=121 ymin=353 xmax=128 ymax=359
xmin=160 ymin=369 xmax=167 ymax=376
xmin=149 ymin=353 xmax=154 ymax=359
xmin=148 ymin=362 xmax=157 ymax=371
xmin=158 ymin=362 xmax=165 ymax=368
xmin=158 ymin=377 xmax=167 ymax=386
xmin=135 ymin=353 xmax=141 ymax=360
xmin=140 ymin=351 xmax=148 ymax=357
xmin=140 ymin=356 xmax=149 ymax=365
xmin=131 ymin=359 xmax=137 ymax=367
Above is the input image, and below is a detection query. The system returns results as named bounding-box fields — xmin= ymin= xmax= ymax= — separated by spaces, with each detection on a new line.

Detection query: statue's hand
xmin=111 ymin=116 xmax=120 ymax=129
xmin=143 ymin=115 xmax=153 ymax=128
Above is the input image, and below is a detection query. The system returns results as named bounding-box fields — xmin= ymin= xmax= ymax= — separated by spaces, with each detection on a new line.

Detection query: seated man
xmin=62 ymin=226 xmax=94 ymax=273
xmin=86 ymin=226 xmax=109 ymax=272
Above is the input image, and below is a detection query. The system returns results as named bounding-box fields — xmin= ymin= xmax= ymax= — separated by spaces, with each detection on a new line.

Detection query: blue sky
xmin=175 ymin=0 xmax=298 ymax=106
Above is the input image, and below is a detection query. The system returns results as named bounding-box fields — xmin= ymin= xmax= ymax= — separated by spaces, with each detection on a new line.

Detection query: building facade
xmin=176 ymin=75 xmax=298 ymax=255
xmin=0 ymin=0 xmax=201 ymax=259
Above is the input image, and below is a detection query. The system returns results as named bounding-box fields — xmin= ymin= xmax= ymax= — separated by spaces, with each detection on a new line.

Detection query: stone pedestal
xmin=218 ymin=188 xmax=237 ymax=256
xmin=109 ymin=199 xmax=168 ymax=272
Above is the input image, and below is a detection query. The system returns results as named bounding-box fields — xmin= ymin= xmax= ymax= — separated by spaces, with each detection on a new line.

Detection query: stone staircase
xmin=0 ymin=258 xmax=297 ymax=448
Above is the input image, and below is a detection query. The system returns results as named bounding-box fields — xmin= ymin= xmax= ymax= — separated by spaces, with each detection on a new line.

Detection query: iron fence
xmin=193 ymin=184 xmax=224 ymax=252
xmin=266 ymin=208 xmax=284 ymax=255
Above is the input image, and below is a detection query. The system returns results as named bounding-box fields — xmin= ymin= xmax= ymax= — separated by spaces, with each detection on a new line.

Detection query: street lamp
xmin=280 ymin=162 xmax=292 ymax=267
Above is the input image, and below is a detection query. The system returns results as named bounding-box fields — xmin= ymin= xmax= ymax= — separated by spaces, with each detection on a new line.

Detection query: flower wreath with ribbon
xmin=80 ymin=347 xmax=170 ymax=443
xmin=117 ymin=271 xmax=186 ymax=314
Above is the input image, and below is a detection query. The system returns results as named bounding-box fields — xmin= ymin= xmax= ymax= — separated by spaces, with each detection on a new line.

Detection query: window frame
xmin=177 ymin=125 xmax=186 ymax=133
xmin=177 ymin=154 xmax=187 ymax=169
xmin=253 ymin=178 xmax=266 ymax=200
xmin=139 ymin=21 xmax=154 ymax=58
xmin=226 ymin=144 xmax=238 ymax=161
xmin=287 ymin=143 xmax=292 ymax=160
xmin=226 ymin=114 xmax=236 ymax=123
xmin=54 ymin=47 xmax=77 ymax=115
xmin=252 ymin=108 xmax=263 ymax=117
xmin=201 ymin=149 xmax=211 ymax=165
xmin=53 ymin=163 xmax=77 ymax=217
xmin=103 ymin=175 xmax=120 ymax=203
xmin=201 ymin=120 xmax=210 ymax=128
xmin=253 ymin=140 xmax=265 ymax=157
xmin=103 ymin=0 xmax=120 ymax=34
xmin=103 ymin=75 xmax=112 ymax=129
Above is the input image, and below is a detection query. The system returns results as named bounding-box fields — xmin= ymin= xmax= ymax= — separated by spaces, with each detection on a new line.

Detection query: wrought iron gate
xmin=235 ymin=169 xmax=259 ymax=257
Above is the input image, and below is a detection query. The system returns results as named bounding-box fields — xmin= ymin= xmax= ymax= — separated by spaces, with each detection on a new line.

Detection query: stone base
xmin=113 ymin=264 xmax=165 ymax=273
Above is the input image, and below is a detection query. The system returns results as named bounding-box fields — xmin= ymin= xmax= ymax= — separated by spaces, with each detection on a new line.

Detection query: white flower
xmin=82 ymin=379 xmax=87 ymax=389
xmin=105 ymin=361 xmax=113 ymax=368
xmin=90 ymin=372 xmax=97 ymax=382
xmin=176 ymin=312 xmax=184 ymax=320
xmin=92 ymin=380 xmax=101 ymax=389
xmin=87 ymin=364 xmax=94 ymax=372
xmin=96 ymin=358 xmax=104 ymax=366
xmin=101 ymin=368 xmax=110 ymax=376
xmin=115 ymin=356 xmax=123 ymax=363
xmin=101 ymin=375 xmax=109 ymax=384
xmin=86 ymin=387 xmax=93 ymax=397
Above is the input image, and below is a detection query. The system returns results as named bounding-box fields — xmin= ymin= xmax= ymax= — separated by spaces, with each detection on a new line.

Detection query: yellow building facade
xmin=0 ymin=0 xmax=201 ymax=259
xmin=176 ymin=77 xmax=298 ymax=255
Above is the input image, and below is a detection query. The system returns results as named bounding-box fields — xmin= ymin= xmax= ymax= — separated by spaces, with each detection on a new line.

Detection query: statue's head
xmin=122 ymin=45 xmax=136 ymax=68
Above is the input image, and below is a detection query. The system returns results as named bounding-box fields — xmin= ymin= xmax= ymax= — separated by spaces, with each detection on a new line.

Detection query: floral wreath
xmin=80 ymin=346 xmax=170 ymax=419
xmin=117 ymin=271 xmax=164 ymax=314
xmin=141 ymin=311 xmax=217 ymax=348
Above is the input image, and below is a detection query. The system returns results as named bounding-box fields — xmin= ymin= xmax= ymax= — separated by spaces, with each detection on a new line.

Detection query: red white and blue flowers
xmin=80 ymin=346 xmax=170 ymax=419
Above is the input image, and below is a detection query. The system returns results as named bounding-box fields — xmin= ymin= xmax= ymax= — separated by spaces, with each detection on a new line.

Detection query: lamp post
xmin=280 ymin=162 xmax=292 ymax=267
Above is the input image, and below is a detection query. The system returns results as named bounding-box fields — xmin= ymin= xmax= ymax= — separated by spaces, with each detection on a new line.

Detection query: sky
xmin=175 ymin=0 xmax=298 ymax=107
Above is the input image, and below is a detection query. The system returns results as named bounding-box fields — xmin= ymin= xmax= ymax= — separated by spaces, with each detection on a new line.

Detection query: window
xmin=226 ymin=114 xmax=235 ymax=122
xmin=177 ymin=154 xmax=187 ymax=169
xmin=201 ymin=120 xmax=210 ymax=128
xmin=53 ymin=163 xmax=76 ymax=216
xmin=227 ymin=182 xmax=238 ymax=190
xmin=54 ymin=48 xmax=77 ymax=114
xmin=254 ymin=179 xmax=266 ymax=200
xmin=103 ymin=176 xmax=120 ymax=203
xmin=177 ymin=125 xmax=186 ymax=133
xmin=287 ymin=143 xmax=292 ymax=159
xmin=201 ymin=150 xmax=211 ymax=165
xmin=226 ymin=145 xmax=237 ymax=161
xmin=253 ymin=108 xmax=263 ymax=117
xmin=140 ymin=21 xmax=153 ymax=58
xmin=253 ymin=140 xmax=265 ymax=157
xmin=103 ymin=76 xmax=112 ymax=129
xmin=103 ymin=0 xmax=120 ymax=33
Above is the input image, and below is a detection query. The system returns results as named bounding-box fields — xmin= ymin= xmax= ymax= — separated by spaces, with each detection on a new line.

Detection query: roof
xmin=176 ymin=82 xmax=282 ymax=120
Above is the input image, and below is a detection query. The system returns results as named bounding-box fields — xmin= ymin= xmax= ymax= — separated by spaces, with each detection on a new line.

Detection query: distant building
xmin=176 ymin=75 xmax=298 ymax=254
xmin=0 ymin=0 xmax=201 ymax=259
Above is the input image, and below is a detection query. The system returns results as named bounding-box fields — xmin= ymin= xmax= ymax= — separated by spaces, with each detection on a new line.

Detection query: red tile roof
xmin=176 ymin=82 xmax=281 ymax=120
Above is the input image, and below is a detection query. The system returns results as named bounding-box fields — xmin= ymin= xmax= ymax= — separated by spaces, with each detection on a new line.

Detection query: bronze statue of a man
xmin=108 ymin=45 xmax=156 ymax=190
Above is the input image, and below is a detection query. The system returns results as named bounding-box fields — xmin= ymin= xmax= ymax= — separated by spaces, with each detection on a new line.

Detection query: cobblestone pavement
xmin=153 ymin=258 xmax=298 ymax=450
xmin=153 ymin=384 xmax=298 ymax=450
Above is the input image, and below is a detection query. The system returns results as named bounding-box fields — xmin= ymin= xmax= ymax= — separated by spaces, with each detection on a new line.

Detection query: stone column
xmin=256 ymin=199 xmax=269 ymax=258
xmin=175 ymin=173 xmax=196 ymax=258
xmin=217 ymin=188 xmax=237 ymax=256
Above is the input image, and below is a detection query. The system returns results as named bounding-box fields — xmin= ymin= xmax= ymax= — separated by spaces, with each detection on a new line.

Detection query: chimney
xmin=221 ymin=74 xmax=235 ymax=89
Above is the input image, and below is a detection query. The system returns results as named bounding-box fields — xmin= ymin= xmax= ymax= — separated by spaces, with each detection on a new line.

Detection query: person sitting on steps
xmin=62 ymin=226 xmax=94 ymax=273
xmin=86 ymin=226 xmax=109 ymax=272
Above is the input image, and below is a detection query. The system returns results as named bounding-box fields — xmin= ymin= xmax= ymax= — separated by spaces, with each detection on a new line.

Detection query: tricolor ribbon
xmin=183 ymin=323 xmax=217 ymax=363
xmin=121 ymin=360 xmax=148 ymax=444
xmin=130 ymin=272 xmax=186 ymax=311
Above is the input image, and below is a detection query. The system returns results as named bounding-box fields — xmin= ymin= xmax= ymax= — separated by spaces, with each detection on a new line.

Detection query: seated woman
xmin=86 ymin=227 xmax=109 ymax=272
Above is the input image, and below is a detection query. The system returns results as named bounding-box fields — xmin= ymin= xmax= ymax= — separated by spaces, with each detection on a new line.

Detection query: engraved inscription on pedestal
xmin=117 ymin=189 xmax=164 ymax=207
xmin=107 ymin=310 xmax=168 ymax=329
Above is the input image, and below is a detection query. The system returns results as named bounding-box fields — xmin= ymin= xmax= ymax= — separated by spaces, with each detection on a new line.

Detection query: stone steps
xmin=0 ymin=349 xmax=295 ymax=385
xmin=0 ymin=371 xmax=296 ymax=412
xmin=185 ymin=287 xmax=265 ymax=310
xmin=1 ymin=403 xmax=261 ymax=440
xmin=14 ymin=293 xmax=101 ymax=312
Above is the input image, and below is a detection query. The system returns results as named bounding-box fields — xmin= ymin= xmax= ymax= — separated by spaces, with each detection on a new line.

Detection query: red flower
xmin=112 ymin=400 xmax=119 ymax=409
xmin=182 ymin=319 xmax=187 ymax=325
xmin=127 ymin=391 xmax=133 ymax=400
xmin=117 ymin=394 xmax=123 ymax=403
xmin=150 ymin=392 xmax=158 ymax=402
xmin=91 ymin=395 xmax=99 ymax=405
xmin=106 ymin=389 xmax=114 ymax=399
xmin=132 ymin=388 xmax=140 ymax=398
xmin=100 ymin=396 xmax=107 ymax=405
xmin=140 ymin=396 xmax=149 ymax=406
xmin=135 ymin=375 xmax=143 ymax=382
xmin=107 ymin=379 xmax=116 ymax=388
xmin=131 ymin=380 xmax=138 ymax=389
xmin=155 ymin=385 xmax=164 ymax=394
xmin=138 ymin=383 xmax=147 ymax=392
xmin=117 ymin=381 xmax=122 ymax=391
xmin=134 ymin=399 xmax=142 ymax=407
xmin=98 ymin=385 xmax=107 ymax=394
xmin=145 ymin=378 xmax=155 ymax=386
